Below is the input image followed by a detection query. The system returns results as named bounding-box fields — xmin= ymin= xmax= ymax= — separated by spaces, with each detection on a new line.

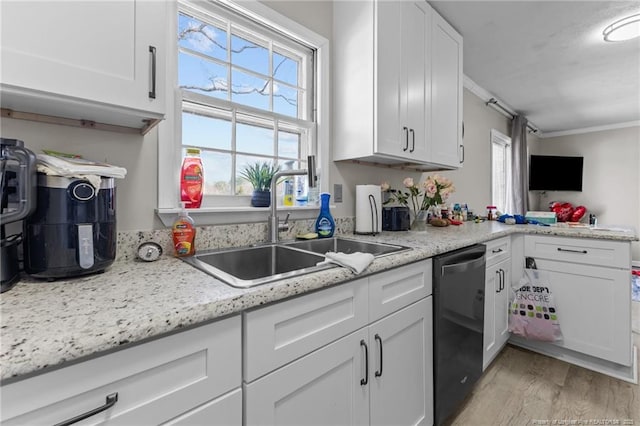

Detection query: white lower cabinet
xmin=518 ymin=235 xmax=633 ymax=370
xmin=483 ymin=237 xmax=512 ymax=370
xmin=245 ymin=328 xmax=370 ymax=425
xmin=0 ymin=316 xmax=241 ymax=426
xmin=244 ymin=260 xmax=434 ymax=426
xmin=369 ymin=298 xmax=433 ymax=426
xmin=245 ymin=298 xmax=433 ymax=426
xmin=483 ymin=257 xmax=511 ymax=370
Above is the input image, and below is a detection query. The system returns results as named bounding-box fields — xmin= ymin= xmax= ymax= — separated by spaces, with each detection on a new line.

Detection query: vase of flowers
xmin=382 ymin=175 xmax=456 ymax=230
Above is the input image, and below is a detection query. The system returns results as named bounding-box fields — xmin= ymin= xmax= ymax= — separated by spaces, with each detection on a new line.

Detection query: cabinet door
xmin=369 ymin=298 xmax=433 ymax=426
xmin=0 ymin=1 xmax=165 ymax=116
xmin=375 ymin=1 xmax=429 ymax=162
xmin=483 ymin=262 xmax=499 ymax=370
xmin=483 ymin=258 xmax=511 ymax=370
xmin=375 ymin=0 xmax=403 ymax=158
xmin=245 ymin=329 xmax=369 ymax=426
xmin=535 ymin=259 xmax=632 ymax=366
xmin=495 ymin=259 xmax=511 ymax=350
xmin=163 ymin=388 xmax=242 ymax=426
xmin=402 ymin=1 xmax=429 ymax=162
xmin=430 ymin=9 xmax=463 ymax=168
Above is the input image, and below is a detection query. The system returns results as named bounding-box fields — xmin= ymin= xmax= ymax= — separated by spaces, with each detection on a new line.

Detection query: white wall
xmin=1 ymin=118 xmax=161 ymax=231
xmin=434 ymin=89 xmax=514 ymax=216
xmin=532 ymin=126 xmax=640 ymax=260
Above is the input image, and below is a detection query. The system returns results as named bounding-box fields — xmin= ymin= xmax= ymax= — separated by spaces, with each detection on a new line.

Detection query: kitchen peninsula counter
xmin=1 ymin=221 xmax=637 ymax=383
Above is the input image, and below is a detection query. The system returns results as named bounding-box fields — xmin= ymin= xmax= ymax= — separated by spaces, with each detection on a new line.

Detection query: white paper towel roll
xmin=355 ymin=185 xmax=382 ymax=234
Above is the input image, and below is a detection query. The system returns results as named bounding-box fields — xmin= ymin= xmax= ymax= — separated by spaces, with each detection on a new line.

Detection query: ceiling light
xmin=603 ymin=13 xmax=640 ymax=42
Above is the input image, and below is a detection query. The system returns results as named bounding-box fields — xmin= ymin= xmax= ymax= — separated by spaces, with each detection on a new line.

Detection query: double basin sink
xmin=181 ymin=237 xmax=410 ymax=288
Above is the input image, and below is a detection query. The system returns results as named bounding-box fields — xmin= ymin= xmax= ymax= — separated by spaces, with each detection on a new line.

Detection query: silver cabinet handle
xmin=54 ymin=393 xmax=118 ymax=426
xmin=149 ymin=45 xmax=157 ymax=99
xmin=402 ymin=127 xmax=409 ymax=151
xmin=557 ymin=247 xmax=587 ymax=254
xmin=491 ymin=248 xmax=503 ymax=254
xmin=360 ymin=339 xmax=369 ymax=386
xmin=495 ymin=270 xmax=501 ymax=293
xmin=374 ymin=334 xmax=383 ymax=378
xmin=499 ymin=269 xmax=505 ymax=291
xmin=460 ymin=144 xmax=464 ymax=164
xmin=409 ymin=128 xmax=415 ymax=153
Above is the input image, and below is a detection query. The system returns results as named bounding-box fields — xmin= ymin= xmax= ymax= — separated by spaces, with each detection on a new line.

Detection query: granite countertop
xmin=1 ymin=221 xmax=637 ymax=383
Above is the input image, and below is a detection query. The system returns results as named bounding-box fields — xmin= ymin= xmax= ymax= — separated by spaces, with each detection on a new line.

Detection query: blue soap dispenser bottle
xmin=315 ymin=192 xmax=335 ymax=238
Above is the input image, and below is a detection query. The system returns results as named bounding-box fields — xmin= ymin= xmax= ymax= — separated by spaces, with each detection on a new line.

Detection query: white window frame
xmin=157 ymin=0 xmax=330 ymax=226
xmin=490 ymin=129 xmax=512 ymax=214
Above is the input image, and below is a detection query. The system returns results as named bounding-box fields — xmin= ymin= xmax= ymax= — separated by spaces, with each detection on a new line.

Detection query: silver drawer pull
xmin=54 ymin=393 xmax=118 ymax=426
xmin=557 ymin=247 xmax=588 ymax=254
xmin=491 ymin=248 xmax=503 ymax=254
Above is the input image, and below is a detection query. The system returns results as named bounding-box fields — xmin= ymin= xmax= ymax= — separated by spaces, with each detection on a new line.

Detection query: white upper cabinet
xmin=431 ymin=10 xmax=464 ymax=168
xmin=333 ymin=0 xmax=462 ymax=169
xmin=375 ymin=1 xmax=430 ymax=161
xmin=0 ymin=0 xmax=166 ymax=133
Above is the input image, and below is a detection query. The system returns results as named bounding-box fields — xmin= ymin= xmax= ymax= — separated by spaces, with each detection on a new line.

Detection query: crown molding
xmin=538 ymin=121 xmax=640 ymax=139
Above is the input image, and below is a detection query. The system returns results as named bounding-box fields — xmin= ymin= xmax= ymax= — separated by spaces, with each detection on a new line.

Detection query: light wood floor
xmin=446 ymin=333 xmax=640 ymax=426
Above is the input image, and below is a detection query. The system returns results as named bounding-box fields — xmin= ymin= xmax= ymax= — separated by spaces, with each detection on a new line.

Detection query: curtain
xmin=510 ymin=115 xmax=529 ymax=215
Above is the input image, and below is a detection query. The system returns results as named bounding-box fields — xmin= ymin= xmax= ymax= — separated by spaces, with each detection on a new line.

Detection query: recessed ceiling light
xmin=603 ymin=13 xmax=640 ymax=42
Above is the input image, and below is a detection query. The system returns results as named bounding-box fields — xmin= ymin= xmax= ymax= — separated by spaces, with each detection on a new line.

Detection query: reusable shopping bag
xmin=508 ymin=268 xmax=563 ymax=342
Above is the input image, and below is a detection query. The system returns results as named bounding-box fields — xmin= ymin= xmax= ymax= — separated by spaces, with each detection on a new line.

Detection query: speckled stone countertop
xmin=1 ymin=221 xmax=637 ymax=383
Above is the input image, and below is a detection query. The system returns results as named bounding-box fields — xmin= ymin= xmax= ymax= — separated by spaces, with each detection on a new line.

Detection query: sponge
xmin=296 ymin=232 xmax=318 ymax=240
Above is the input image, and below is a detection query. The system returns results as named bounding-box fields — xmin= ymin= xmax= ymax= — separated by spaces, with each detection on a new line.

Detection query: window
xmin=177 ymin=0 xmax=315 ymax=199
xmin=491 ymin=129 xmax=512 ymax=213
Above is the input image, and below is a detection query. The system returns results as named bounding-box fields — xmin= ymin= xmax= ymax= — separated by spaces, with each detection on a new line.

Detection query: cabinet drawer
xmin=524 ymin=235 xmax=630 ymax=269
xmin=485 ymin=237 xmax=511 ymax=267
xmin=369 ymin=259 xmax=432 ymax=322
xmin=244 ymin=279 xmax=368 ymax=382
xmin=1 ymin=316 xmax=241 ymax=425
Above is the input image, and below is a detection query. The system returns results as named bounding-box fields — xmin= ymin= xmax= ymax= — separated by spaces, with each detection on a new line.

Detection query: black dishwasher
xmin=433 ymin=244 xmax=486 ymax=425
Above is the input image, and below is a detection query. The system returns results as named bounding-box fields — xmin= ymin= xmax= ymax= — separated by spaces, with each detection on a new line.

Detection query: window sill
xmin=156 ymin=205 xmax=326 ymax=227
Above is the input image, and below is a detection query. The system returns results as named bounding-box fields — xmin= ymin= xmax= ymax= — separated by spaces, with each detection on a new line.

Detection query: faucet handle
xmin=278 ymin=213 xmax=290 ymax=232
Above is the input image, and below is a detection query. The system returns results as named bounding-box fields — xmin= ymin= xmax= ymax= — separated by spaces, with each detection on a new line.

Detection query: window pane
xmin=278 ymin=130 xmax=299 ymax=158
xmin=231 ymin=34 xmax=268 ymax=75
xmin=202 ymin=150 xmax=232 ymax=195
xmin=236 ymin=155 xmax=277 ymax=195
xmin=182 ymin=111 xmax=231 ymax=150
xmin=231 ymin=68 xmax=269 ymax=110
xmin=273 ymin=52 xmax=298 ymax=86
xmin=273 ymin=84 xmax=298 ymax=117
xmin=178 ymin=13 xmax=227 ymax=62
xmin=179 ymin=52 xmax=228 ymax=100
xmin=236 ymin=122 xmax=273 ymax=156
xmin=492 ymin=143 xmax=506 ymax=211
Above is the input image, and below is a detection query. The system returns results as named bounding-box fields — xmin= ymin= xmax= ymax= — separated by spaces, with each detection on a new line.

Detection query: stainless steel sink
xmin=181 ymin=238 xmax=410 ymax=288
xmin=283 ymin=237 xmax=409 ymax=257
xmin=181 ymin=244 xmax=333 ymax=288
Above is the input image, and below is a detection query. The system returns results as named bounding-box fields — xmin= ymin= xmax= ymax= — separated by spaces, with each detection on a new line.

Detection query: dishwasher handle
xmin=440 ymin=254 xmax=486 ymax=276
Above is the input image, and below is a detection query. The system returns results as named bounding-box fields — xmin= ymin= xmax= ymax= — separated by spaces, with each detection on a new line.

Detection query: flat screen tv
xmin=529 ymin=155 xmax=583 ymax=191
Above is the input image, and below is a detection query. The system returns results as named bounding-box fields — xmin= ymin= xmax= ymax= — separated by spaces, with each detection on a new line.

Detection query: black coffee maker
xmin=23 ymin=174 xmax=117 ymax=279
xmin=1 ymin=138 xmax=38 ymax=292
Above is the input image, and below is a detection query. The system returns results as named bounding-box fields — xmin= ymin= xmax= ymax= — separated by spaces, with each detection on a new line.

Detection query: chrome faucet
xmin=269 ymin=155 xmax=317 ymax=243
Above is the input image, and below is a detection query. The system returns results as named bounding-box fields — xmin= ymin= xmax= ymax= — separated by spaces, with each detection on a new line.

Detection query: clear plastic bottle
xmin=315 ymin=193 xmax=335 ymax=238
xmin=283 ymin=161 xmax=294 ymax=206
xmin=295 ymin=175 xmax=307 ymax=206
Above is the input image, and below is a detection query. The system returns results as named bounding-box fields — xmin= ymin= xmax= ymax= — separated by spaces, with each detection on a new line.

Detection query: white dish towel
xmin=318 ymin=251 xmax=375 ymax=274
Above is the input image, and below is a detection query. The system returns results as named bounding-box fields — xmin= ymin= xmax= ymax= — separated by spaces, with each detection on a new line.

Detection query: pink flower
xmin=425 ymin=183 xmax=437 ymax=197
xmin=403 ymin=177 xmax=415 ymax=188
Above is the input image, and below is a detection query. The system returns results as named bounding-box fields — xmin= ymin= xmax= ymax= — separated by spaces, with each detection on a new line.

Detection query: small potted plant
xmin=239 ymin=161 xmax=280 ymax=207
